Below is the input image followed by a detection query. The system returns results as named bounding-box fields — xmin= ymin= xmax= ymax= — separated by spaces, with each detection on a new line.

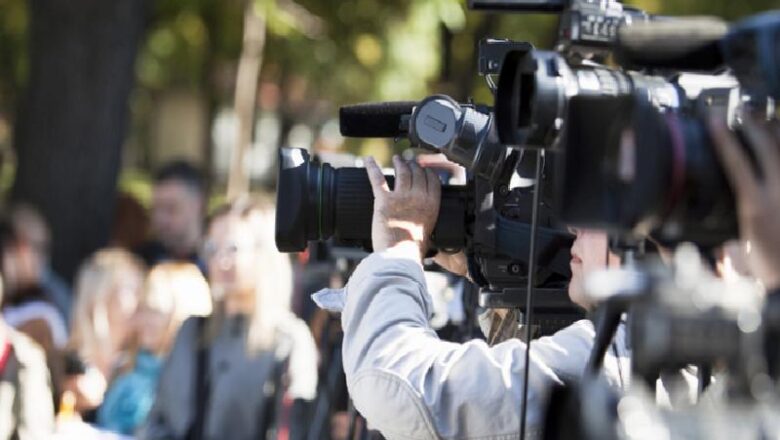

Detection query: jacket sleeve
xmin=341 ymin=251 xmax=596 ymax=440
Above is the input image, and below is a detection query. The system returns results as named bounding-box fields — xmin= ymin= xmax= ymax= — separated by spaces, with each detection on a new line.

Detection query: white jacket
xmin=338 ymin=250 xmax=697 ymax=440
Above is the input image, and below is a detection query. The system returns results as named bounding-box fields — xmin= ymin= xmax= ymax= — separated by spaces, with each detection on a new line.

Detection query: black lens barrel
xmin=331 ymin=168 xmax=376 ymax=248
xmin=327 ymin=168 xmax=469 ymax=251
xmin=276 ymin=148 xmax=468 ymax=253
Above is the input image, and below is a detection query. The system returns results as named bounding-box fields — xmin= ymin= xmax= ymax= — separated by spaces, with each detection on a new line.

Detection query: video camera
xmin=274 ymin=7 xmax=579 ymax=327
xmin=467 ymin=3 xmax=779 ymax=250
xmin=478 ymin=3 xmax=780 ymax=248
xmin=472 ymin=1 xmax=780 ymax=252
xmin=275 ymin=88 xmax=584 ymax=335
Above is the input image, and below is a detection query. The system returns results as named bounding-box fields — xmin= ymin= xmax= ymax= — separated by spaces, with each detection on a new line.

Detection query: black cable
xmin=519 ymin=149 xmax=543 ymax=440
xmin=347 ymin=400 xmax=359 ymax=440
xmin=586 ymin=304 xmax=624 ymax=377
xmin=698 ymin=364 xmax=712 ymax=395
xmin=612 ymin=342 xmax=625 ymax=389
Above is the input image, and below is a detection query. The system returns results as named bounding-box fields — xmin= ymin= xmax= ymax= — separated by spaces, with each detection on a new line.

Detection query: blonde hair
xmin=69 ymin=249 xmax=145 ymax=370
xmin=143 ymin=262 xmax=212 ymax=341
xmin=206 ymin=197 xmax=294 ymax=354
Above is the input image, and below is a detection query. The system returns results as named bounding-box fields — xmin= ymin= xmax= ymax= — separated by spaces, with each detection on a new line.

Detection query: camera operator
xmin=337 ymin=156 xmax=641 ymax=438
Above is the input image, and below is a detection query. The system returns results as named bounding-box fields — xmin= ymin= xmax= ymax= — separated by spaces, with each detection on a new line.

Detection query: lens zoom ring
xmin=334 ymin=169 xmax=374 ymax=242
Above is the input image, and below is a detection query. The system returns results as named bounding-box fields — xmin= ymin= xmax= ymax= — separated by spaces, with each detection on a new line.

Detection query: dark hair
xmin=0 ymin=204 xmax=49 ymax=253
xmin=154 ymin=160 xmax=205 ymax=196
xmin=0 ymin=212 xmax=48 ymax=304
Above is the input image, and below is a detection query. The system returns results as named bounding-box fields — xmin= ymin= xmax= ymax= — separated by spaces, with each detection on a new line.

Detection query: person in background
xmin=136 ymin=161 xmax=207 ymax=273
xmin=142 ymin=198 xmax=318 ymax=440
xmin=0 ymin=210 xmax=68 ymax=403
xmin=66 ymin=249 xmax=145 ymax=418
xmin=98 ymin=262 xmax=211 ymax=436
xmin=4 ymin=205 xmax=71 ymax=327
xmin=0 ymin=276 xmax=55 ymax=439
xmin=111 ymin=192 xmax=151 ymax=252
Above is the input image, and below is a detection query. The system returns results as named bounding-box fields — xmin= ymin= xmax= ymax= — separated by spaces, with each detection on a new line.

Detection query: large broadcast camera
xmin=504 ymin=9 xmax=776 ymax=250
xmin=474 ymin=1 xmax=779 ymax=249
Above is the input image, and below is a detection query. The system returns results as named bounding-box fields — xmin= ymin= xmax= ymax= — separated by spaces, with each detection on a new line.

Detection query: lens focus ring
xmin=333 ymin=168 xmax=375 ymax=245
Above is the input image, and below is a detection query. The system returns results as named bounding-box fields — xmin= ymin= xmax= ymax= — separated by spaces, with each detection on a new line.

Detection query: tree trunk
xmin=227 ymin=0 xmax=266 ymax=200
xmin=12 ymin=0 xmax=148 ymax=282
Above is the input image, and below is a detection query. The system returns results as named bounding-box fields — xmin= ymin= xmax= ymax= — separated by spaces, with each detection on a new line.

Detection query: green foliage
xmin=1 ymin=0 xmax=778 ymax=162
xmin=0 ymin=0 xmax=28 ymax=113
xmin=137 ymin=0 xmax=240 ymax=91
xmin=3 ymin=0 xmax=779 ymax=110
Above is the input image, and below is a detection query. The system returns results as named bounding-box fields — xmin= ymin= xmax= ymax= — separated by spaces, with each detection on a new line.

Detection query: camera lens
xmin=276 ymin=148 xmax=469 ymax=253
xmin=275 ymin=148 xmax=376 ymax=251
xmin=559 ymin=91 xmax=737 ymax=247
xmin=627 ymin=101 xmax=738 ymax=246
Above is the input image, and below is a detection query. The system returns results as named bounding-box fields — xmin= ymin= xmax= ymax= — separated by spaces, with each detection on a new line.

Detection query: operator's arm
xmin=342 ymin=250 xmax=598 ymax=439
xmin=341 ymin=156 xmax=597 ymax=439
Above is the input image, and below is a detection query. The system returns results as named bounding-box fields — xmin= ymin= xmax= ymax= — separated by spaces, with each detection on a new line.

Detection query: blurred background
xmin=0 ymin=1 xmax=777 ymax=438
xmin=0 ymin=0 xmax=775 ymax=282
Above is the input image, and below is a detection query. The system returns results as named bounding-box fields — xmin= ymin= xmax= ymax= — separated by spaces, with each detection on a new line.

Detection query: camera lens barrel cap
xmin=412 ymin=95 xmax=460 ymax=149
xmin=276 ymin=148 xmax=313 ymax=252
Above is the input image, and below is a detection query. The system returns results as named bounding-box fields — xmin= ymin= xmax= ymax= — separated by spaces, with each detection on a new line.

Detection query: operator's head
xmin=568 ymin=228 xmax=620 ymax=310
xmin=151 ymin=161 xmax=206 ymax=258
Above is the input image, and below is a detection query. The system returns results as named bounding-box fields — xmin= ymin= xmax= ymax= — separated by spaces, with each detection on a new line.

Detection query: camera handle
xmin=585 ymin=302 xmax=627 ymax=377
xmin=581 ymin=244 xmax=646 ymax=379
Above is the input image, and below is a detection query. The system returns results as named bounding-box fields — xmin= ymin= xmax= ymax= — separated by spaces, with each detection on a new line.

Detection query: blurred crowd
xmin=0 ymin=161 xmax=334 ymax=439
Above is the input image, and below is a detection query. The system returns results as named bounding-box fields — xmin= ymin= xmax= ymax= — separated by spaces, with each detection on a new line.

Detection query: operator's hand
xmin=710 ymin=115 xmax=780 ymax=290
xmin=433 ymin=251 xmax=470 ymax=278
xmin=413 ymin=154 xmax=470 ymax=278
xmin=365 ymin=155 xmax=441 ymax=261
